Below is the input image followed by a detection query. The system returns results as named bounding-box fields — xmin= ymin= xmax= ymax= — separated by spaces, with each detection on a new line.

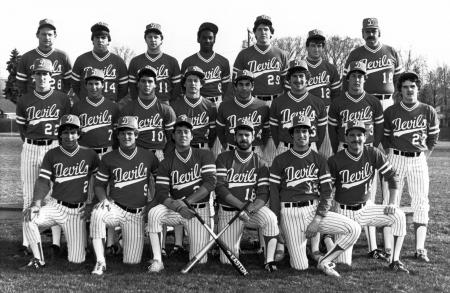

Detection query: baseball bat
xmin=182 ymin=198 xmax=250 ymax=276
xmin=181 ymin=201 xmax=250 ymax=274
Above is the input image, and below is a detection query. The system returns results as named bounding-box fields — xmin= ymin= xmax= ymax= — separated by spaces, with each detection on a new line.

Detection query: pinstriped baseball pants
xmin=217 ymin=205 xmax=279 ymax=264
xmin=335 ymin=201 xmax=406 ymax=265
xmin=147 ymin=204 xmax=210 ymax=264
xmin=385 ymin=152 xmax=430 ymax=224
xmin=24 ymin=200 xmax=87 ymax=263
xmin=90 ymin=202 xmax=145 ymax=264
xmin=281 ymin=201 xmax=361 ymax=270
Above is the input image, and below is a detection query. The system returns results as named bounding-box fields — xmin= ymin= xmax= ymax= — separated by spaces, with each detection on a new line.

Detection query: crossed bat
xmin=181 ymin=198 xmax=250 ymax=276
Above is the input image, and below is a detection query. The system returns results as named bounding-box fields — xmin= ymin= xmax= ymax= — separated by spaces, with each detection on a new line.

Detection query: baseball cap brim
xmin=347 ymin=69 xmax=366 ymax=77
xmin=174 ymin=121 xmax=193 ymax=130
xmin=138 ymin=68 xmax=157 ymax=79
xmin=38 ymin=23 xmax=56 ymax=31
xmin=145 ymin=28 xmax=162 ymax=35
xmin=235 ymin=75 xmax=254 ymax=84
xmin=346 ymin=126 xmax=366 ymax=134
xmin=235 ymin=125 xmax=254 ymax=132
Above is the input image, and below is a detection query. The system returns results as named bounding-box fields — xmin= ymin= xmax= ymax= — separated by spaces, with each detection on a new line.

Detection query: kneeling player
xmin=90 ymin=116 xmax=159 ymax=275
xmin=328 ymin=121 xmax=409 ymax=273
xmin=215 ymin=121 xmax=279 ymax=271
xmin=22 ymin=115 xmax=99 ymax=269
xmin=270 ymin=115 xmax=361 ymax=277
xmin=147 ymin=116 xmax=216 ymax=273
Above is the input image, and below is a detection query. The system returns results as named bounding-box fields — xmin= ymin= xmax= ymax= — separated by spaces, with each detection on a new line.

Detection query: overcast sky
xmin=1 ymin=0 xmax=449 ymax=78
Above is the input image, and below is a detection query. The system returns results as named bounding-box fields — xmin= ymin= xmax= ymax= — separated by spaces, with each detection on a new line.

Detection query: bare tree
xmin=323 ymin=36 xmax=363 ymax=75
xmin=400 ymin=49 xmax=428 ymax=81
xmin=110 ymin=45 xmax=136 ymax=66
xmin=272 ymin=36 xmax=306 ymax=60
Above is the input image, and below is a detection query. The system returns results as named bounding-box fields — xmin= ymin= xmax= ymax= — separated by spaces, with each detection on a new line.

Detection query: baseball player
xmin=171 ymin=66 xmax=217 ymax=153
xmin=270 ymin=115 xmax=361 ymax=277
xmin=328 ymin=120 xmax=409 ymax=273
xmin=216 ymin=70 xmax=269 ymax=158
xmin=128 ymin=23 xmax=181 ymax=104
xmin=147 ymin=116 xmax=216 ymax=273
xmin=181 ymin=22 xmax=231 ymax=107
xmin=90 ymin=116 xmax=159 ymax=275
xmin=72 ymin=22 xmax=128 ymax=102
xmin=304 ymin=29 xmax=341 ymax=159
xmin=383 ymin=72 xmax=440 ymax=262
xmin=270 ymin=60 xmax=327 ymax=158
xmin=16 ymin=19 xmax=72 ymax=94
xmin=16 ymin=58 xmax=71 ymax=255
xmin=120 ymin=67 xmax=176 ymax=161
xmin=344 ymin=18 xmax=404 ymax=111
xmin=215 ymin=120 xmax=279 ymax=271
xmin=328 ymin=60 xmax=385 ymax=258
xmin=21 ymin=115 xmax=99 ymax=269
xmin=71 ymin=67 xmax=120 ymax=253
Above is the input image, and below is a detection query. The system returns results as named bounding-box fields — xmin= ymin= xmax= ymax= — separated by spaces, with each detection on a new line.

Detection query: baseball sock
xmin=414 ymin=223 xmax=427 ymax=251
xmin=52 ymin=225 xmax=61 ymax=246
xmin=92 ymin=238 xmax=105 ymax=263
xmin=149 ymin=232 xmax=162 ymax=261
xmin=30 ymin=242 xmax=45 ymax=262
xmin=319 ymin=245 xmax=343 ymax=265
xmin=106 ymin=227 xmax=115 ymax=247
xmin=383 ymin=226 xmax=393 ymax=254
xmin=310 ymin=233 xmax=321 ymax=253
xmin=161 ymin=225 xmax=167 ymax=250
xmin=323 ymin=234 xmax=334 ymax=252
xmin=174 ymin=225 xmax=184 ymax=247
xmin=392 ymin=235 xmax=405 ymax=262
xmin=264 ymin=236 xmax=277 ymax=263
xmin=365 ymin=226 xmax=377 ymax=252
xmin=22 ymin=223 xmax=29 ymax=247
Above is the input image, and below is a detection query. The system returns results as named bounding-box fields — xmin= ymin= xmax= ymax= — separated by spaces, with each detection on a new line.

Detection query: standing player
xmin=16 ymin=58 xmax=71 ymax=255
xmin=181 ymin=22 xmax=231 ymax=107
xmin=328 ymin=120 xmax=409 ymax=272
xmin=72 ymin=22 xmax=128 ymax=102
xmin=383 ymin=72 xmax=440 ymax=262
xmin=328 ymin=61 xmax=385 ymax=258
xmin=216 ymin=70 xmax=269 ymax=157
xmin=233 ymin=15 xmax=289 ymax=105
xmin=128 ymin=23 xmax=181 ymax=104
xmin=344 ymin=18 xmax=404 ymax=110
xmin=21 ymin=115 xmax=99 ymax=269
xmin=16 ymin=19 xmax=72 ymax=94
xmin=328 ymin=61 xmax=384 ymax=154
xmin=90 ymin=116 xmax=159 ymax=275
xmin=270 ymin=60 xmax=327 ymax=157
xmin=171 ymin=66 xmax=217 ymax=152
xmin=147 ymin=116 xmax=216 ymax=272
xmin=215 ymin=120 xmax=279 ymax=271
xmin=120 ymin=67 xmax=176 ymax=161
xmin=269 ymin=115 xmax=361 ymax=277
xmin=304 ymin=29 xmax=341 ymax=158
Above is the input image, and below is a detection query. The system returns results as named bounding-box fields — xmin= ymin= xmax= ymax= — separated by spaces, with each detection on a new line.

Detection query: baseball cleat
xmin=264 ymin=261 xmax=278 ymax=272
xmin=91 ymin=261 xmax=106 ymax=275
xmin=367 ymin=249 xmax=390 ymax=262
xmin=161 ymin=248 xmax=168 ymax=258
xmin=415 ymin=249 xmax=430 ymax=262
xmin=169 ymin=245 xmax=186 ymax=257
xmin=389 ymin=261 xmax=409 ymax=273
xmin=274 ymin=249 xmax=285 ymax=262
xmin=317 ymin=261 xmax=340 ymax=277
xmin=147 ymin=260 xmax=164 ymax=273
xmin=19 ymin=258 xmax=45 ymax=270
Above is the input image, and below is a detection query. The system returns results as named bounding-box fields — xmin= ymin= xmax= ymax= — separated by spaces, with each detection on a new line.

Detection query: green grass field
xmin=1 ymin=137 xmax=449 ymax=292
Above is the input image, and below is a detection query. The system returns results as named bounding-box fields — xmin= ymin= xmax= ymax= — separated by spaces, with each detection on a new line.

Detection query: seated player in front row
xmin=22 ymin=115 xmax=99 ymax=269
xmin=327 ymin=120 xmax=409 ymax=272
xmin=147 ymin=116 xmax=216 ymax=273
xmin=269 ymin=115 xmax=361 ymax=277
xmin=90 ymin=116 xmax=159 ymax=275
xmin=215 ymin=120 xmax=279 ymax=272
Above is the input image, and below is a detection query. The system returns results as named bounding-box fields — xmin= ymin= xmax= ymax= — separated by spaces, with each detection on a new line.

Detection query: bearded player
xmin=147 ymin=116 xmax=216 ymax=273
xmin=16 ymin=58 xmax=71 ymax=256
xmin=72 ymin=22 xmax=128 ymax=102
xmin=216 ymin=70 xmax=269 ymax=158
xmin=215 ymin=120 xmax=279 ymax=271
xmin=21 ymin=115 xmax=99 ymax=269
xmin=128 ymin=23 xmax=181 ymax=104
xmin=17 ymin=19 xmax=72 ymax=94
xmin=90 ymin=116 xmax=159 ymax=275
xmin=328 ymin=120 xmax=409 ymax=273
xmin=328 ymin=61 xmax=385 ymax=259
xmin=269 ymin=115 xmax=361 ymax=277
xmin=383 ymin=72 xmax=440 ymax=263
xmin=304 ymin=29 xmax=341 ymax=159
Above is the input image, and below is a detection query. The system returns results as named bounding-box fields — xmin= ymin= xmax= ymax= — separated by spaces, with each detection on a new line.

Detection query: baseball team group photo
xmin=1 ymin=2 xmax=449 ymax=292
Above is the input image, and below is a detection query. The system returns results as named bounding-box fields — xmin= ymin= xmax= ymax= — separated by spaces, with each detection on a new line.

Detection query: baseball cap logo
xmin=367 ymin=18 xmax=375 ymax=25
xmin=66 ymin=115 xmax=73 ymax=123
xmin=354 ymin=62 xmax=362 ymax=69
xmin=298 ymin=115 xmax=306 ymax=123
xmin=121 ymin=117 xmax=129 ymax=124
